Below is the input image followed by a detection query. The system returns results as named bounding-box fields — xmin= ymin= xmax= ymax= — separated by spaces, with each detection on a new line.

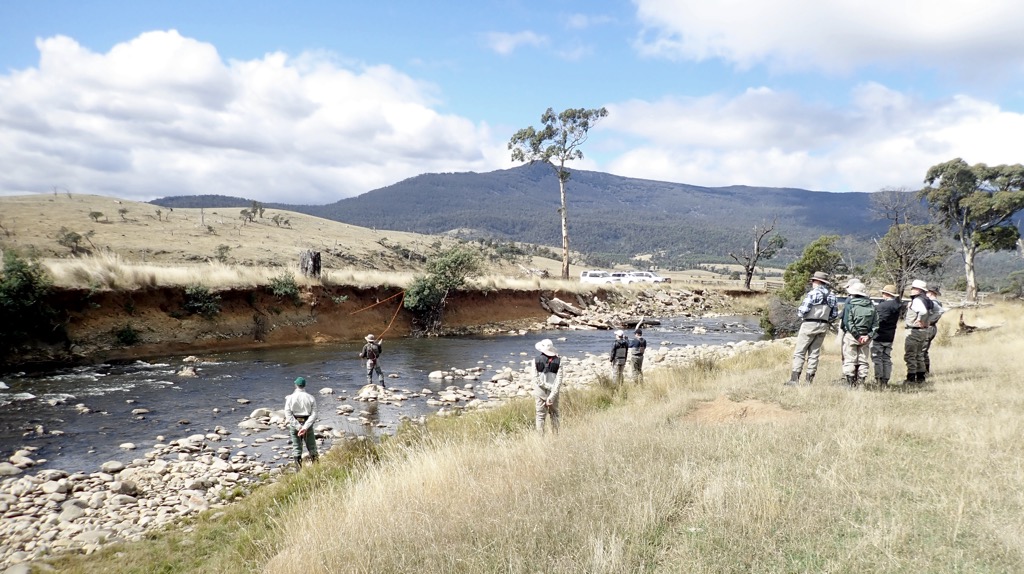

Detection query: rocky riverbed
xmin=0 ymin=285 xmax=774 ymax=570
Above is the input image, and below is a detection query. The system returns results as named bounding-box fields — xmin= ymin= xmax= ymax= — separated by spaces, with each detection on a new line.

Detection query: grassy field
xmin=47 ymin=302 xmax=1024 ymax=573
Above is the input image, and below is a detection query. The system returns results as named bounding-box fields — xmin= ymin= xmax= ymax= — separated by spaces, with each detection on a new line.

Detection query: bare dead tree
xmin=729 ymin=218 xmax=786 ymax=290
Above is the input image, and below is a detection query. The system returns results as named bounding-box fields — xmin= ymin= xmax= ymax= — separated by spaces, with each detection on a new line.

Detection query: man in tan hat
xmin=359 ymin=334 xmax=385 ymax=387
xmin=839 ymin=282 xmax=877 ymax=386
xmin=922 ymin=285 xmax=945 ymax=374
xmin=871 ymin=284 xmax=902 ymax=387
xmin=786 ymin=271 xmax=838 ymax=385
xmin=532 ymin=339 xmax=563 ymax=434
xmin=903 ymin=279 xmax=934 ymax=385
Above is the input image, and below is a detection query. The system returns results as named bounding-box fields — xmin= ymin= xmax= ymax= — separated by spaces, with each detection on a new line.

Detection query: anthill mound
xmin=685 ymin=394 xmax=799 ymax=423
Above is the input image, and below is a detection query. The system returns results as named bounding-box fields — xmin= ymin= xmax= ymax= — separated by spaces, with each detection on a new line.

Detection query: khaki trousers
xmin=841 ymin=333 xmax=871 ymax=378
xmin=791 ymin=321 xmax=829 ymax=375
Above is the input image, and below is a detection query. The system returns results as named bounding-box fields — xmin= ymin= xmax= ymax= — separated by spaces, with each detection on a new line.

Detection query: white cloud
xmin=0 ymin=31 xmax=506 ymax=203
xmin=632 ymin=0 xmax=1024 ymax=73
xmin=566 ymin=13 xmax=613 ymax=30
xmin=483 ymin=31 xmax=548 ymax=56
xmin=601 ymin=83 xmax=1024 ymax=192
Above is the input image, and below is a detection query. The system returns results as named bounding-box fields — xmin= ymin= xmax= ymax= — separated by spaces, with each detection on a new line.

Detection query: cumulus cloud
xmin=0 ymin=30 xmax=507 ymax=203
xmin=601 ymin=83 xmax=1024 ymax=192
xmin=632 ymin=0 xmax=1024 ymax=73
xmin=483 ymin=31 xmax=548 ymax=56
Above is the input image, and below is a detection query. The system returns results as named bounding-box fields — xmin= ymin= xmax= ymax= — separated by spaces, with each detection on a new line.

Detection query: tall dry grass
xmin=49 ymin=302 xmax=1024 ymax=573
xmin=41 ymin=253 xmax=607 ymax=293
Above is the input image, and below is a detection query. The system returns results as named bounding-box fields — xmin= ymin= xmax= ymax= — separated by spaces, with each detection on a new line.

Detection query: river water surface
xmin=0 ymin=315 xmax=762 ymax=473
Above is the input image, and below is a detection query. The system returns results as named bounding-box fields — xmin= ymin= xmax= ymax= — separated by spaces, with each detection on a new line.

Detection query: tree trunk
xmin=963 ymin=244 xmax=978 ymax=303
xmin=559 ymin=178 xmax=570 ymax=280
xmin=743 ymin=267 xmax=754 ymax=290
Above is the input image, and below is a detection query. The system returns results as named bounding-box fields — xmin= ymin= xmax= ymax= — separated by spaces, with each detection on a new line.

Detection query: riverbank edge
xmin=3 ymin=283 xmax=595 ymax=372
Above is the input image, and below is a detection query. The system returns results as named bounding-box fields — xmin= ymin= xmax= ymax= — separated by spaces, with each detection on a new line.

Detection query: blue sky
xmin=1 ymin=0 xmax=1023 ymax=204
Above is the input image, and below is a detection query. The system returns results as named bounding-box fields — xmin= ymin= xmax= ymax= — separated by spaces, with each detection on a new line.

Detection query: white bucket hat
xmin=847 ymin=283 xmax=869 ymax=297
xmin=365 ymin=334 xmax=376 ymax=342
xmin=911 ymin=279 xmax=928 ymax=291
xmin=535 ymin=339 xmax=558 ymax=356
xmin=614 ymin=329 xmax=624 ymax=337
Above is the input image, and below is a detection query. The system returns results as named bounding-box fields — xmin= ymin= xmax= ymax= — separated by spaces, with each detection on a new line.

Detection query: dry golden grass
xmin=255 ymin=302 xmax=1023 ymax=573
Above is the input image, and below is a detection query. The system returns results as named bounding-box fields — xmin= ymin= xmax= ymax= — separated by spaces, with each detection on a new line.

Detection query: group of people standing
xmin=788 ymin=272 xmax=945 ymax=388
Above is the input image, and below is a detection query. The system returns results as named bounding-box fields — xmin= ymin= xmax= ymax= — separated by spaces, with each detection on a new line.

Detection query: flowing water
xmin=0 ymin=315 xmax=762 ymax=473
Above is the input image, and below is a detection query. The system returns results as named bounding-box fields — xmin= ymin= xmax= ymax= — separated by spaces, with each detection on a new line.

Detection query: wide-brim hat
xmin=811 ymin=271 xmax=831 ymax=285
xmin=847 ymin=283 xmax=869 ymax=297
xmin=927 ymin=285 xmax=942 ymax=295
xmin=535 ymin=339 xmax=558 ymax=356
xmin=880 ymin=284 xmax=898 ymax=297
xmin=614 ymin=329 xmax=624 ymax=337
xmin=365 ymin=334 xmax=376 ymax=342
xmin=911 ymin=279 xmax=928 ymax=291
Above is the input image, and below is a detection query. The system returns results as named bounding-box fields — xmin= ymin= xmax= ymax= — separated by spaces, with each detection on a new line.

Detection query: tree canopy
xmin=921 ymin=158 xmax=1024 ymax=301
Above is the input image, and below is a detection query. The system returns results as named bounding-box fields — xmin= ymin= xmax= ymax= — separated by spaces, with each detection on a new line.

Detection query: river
xmin=0 ymin=315 xmax=762 ymax=473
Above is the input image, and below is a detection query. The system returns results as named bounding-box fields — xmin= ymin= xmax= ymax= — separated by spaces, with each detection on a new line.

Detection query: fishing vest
xmin=535 ymin=355 xmax=560 ymax=374
xmin=906 ymin=294 xmax=934 ymax=328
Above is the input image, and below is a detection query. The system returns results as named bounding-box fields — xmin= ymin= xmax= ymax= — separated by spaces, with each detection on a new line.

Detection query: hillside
xmin=153 ymin=163 xmax=893 ymax=268
xmin=0 ymin=194 xmax=473 ymax=272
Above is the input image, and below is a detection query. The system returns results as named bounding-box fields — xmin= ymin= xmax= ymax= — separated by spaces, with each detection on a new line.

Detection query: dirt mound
xmin=685 ymin=394 xmax=799 ymax=424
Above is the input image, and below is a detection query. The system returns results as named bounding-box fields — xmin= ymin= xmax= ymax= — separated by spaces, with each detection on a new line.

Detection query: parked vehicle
xmin=625 ymin=271 xmax=671 ymax=284
xmin=579 ymin=270 xmax=620 ymax=284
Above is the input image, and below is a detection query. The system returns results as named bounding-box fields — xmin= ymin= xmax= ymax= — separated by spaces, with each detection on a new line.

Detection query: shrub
xmin=0 ymin=251 xmax=60 ymax=356
xmin=183 ymin=284 xmax=221 ymax=319
xmin=114 ymin=323 xmax=140 ymax=346
xmin=404 ymin=246 xmax=482 ymax=334
xmin=269 ymin=272 xmax=301 ymax=304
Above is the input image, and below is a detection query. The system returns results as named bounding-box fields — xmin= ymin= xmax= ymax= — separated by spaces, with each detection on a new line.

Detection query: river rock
xmin=318 ymin=388 xmax=334 ymax=395
xmin=177 ymin=366 xmax=197 ymax=377
xmin=98 ymin=461 xmax=124 ymax=474
xmin=249 ymin=408 xmax=271 ymax=419
xmin=131 ymin=408 xmax=150 ymax=415
xmin=427 ymin=370 xmax=445 ymax=379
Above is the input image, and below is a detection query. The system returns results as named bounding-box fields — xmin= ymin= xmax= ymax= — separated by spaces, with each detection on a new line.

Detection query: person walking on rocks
xmin=629 ymin=329 xmax=647 ymax=383
xmin=786 ymin=271 xmax=838 ymax=386
xmin=839 ymin=282 xmax=878 ymax=387
xmin=359 ymin=334 xmax=385 ymax=388
xmin=923 ymin=286 xmax=945 ymax=375
xmin=532 ymin=339 xmax=563 ymax=434
xmin=610 ymin=330 xmax=629 ymax=385
xmin=871 ymin=284 xmax=901 ymax=388
xmin=903 ymin=279 xmax=934 ymax=386
xmin=285 ymin=376 xmax=318 ymax=469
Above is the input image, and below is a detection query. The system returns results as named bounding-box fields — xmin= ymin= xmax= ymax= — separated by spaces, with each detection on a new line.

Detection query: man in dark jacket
xmin=610 ymin=330 xmax=629 ymax=385
xmin=840 ymin=282 xmax=878 ymax=387
xmin=629 ymin=329 xmax=647 ymax=383
xmin=871 ymin=284 xmax=901 ymax=388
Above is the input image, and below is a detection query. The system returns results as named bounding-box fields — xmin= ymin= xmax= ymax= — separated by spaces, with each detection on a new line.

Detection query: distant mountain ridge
xmin=153 ymin=164 xmax=892 ymax=268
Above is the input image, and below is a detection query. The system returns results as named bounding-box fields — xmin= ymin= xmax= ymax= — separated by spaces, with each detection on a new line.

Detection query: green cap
xmin=294 ymin=377 xmax=306 ymax=387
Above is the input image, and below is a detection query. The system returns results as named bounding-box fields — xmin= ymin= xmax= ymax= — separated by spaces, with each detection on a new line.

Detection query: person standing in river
xmin=629 ymin=329 xmax=647 ymax=383
xmin=871 ymin=284 xmax=902 ymax=388
xmin=610 ymin=330 xmax=629 ymax=385
xmin=532 ymin=339 xmax=563 ymax=434
xmin=284 ymin=376 xmax=318 ymax=469
xmin=359 ymin=334 xmax=385 ymax=388
xmin=786 ymin=271 xmax=838 ymax=386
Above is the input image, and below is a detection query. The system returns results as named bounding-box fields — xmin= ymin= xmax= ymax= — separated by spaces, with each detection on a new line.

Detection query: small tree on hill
xmin=921 ymin=158 xmax=1024 ymax=302
xmin=89 ymin=211 xmax=104 ymax=223
xmin=728 ymin=218 xmax=786 ymax=290
xmin=404 ymin=246 xmax=482 ymax=334
xmin=509 ymin=106 xmax=608 ymax=280
xmin=118 ymin=207 xmax=129 ymax=221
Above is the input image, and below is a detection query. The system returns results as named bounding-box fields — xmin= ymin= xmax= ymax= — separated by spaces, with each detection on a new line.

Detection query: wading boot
xmin=875 ymin=377 xmax=889 ymax=390
xmin=805 ymin=373 xmax=815 ymax=385
xmin=918 ymin=372 xmax=927 ymax=385
xmin=856 ymin=377 xmax=867 ymax=388
xmin=844 ymin=375 xmax=855 ymax=387
xmin=294 ymin=456 xmax=302 ymax=471
xmin=784 ymin=371 xmax=800 ymax=386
